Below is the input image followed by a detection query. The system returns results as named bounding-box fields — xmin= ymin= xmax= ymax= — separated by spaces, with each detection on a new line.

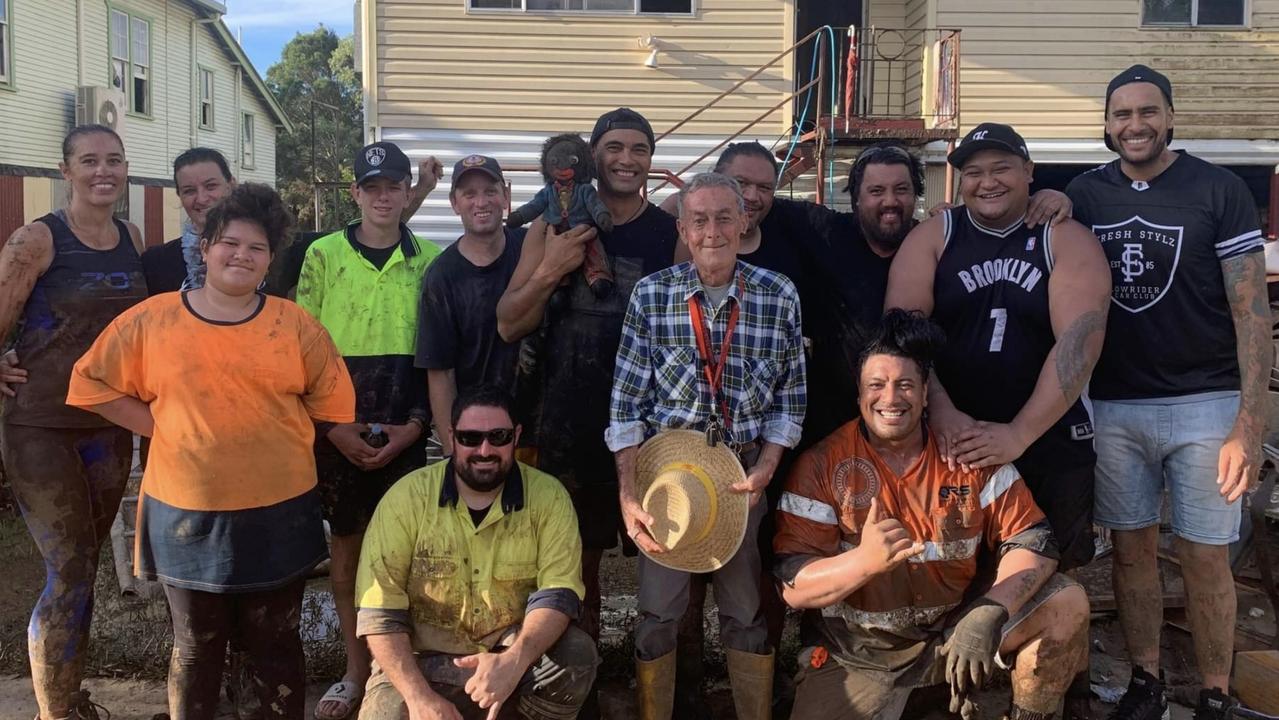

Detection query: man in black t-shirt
xmin=417 ymin=155 xmax=526 ymax=452
xmin=496 ymin=109 xmax=679 ymax=679
xmin=1066 ymin=66 xmax=1268 ymax=720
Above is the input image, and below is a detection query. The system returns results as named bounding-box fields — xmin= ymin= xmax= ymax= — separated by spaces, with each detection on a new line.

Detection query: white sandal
xmin=315 ymin=681 xmax=363 ymax=720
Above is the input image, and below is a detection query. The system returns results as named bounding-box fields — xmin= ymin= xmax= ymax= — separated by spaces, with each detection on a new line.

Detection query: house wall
xmin=371 ymin=0 xmax=794 ymax=137
xmin=935 ymin=0 xmax=1279 ymax=140
xmin=0 ymin=0 xmax=277 ymax=185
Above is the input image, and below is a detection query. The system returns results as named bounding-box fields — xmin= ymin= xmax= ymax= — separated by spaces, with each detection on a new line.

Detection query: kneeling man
xmin=775 ymin=310 xmax=1089 ymax=720
xmin=355 ymin=385 xmax=597 ymax=720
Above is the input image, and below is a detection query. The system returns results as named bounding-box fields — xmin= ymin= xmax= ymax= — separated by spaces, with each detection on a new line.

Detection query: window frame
xmin=241 ymin=112 xmax=256 ymax=170
xmin=466 ymin=0 xmax=695 ymax=17
xmin=106 ymin=4 xmax=153 ymax=118
xmin=1140 ymin=0 xmax=1250 ymax=28
xmin=198 ymin=65 xmax=215 ymax=130
xmin=0 ymin=0 xmax=13 ymax=89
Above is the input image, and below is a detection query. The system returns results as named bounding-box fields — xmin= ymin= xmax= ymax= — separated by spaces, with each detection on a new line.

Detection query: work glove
xmin=943 ymin=597 xmax=1009 ymax=710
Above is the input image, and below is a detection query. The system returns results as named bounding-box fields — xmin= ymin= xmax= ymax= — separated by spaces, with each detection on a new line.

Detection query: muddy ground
xmin=0 ymin=507 xmax=1247 ymax=719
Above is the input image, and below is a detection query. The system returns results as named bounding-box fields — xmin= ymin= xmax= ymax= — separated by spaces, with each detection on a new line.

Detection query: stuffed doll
xmin=507 ymin=133 xmax=614 ymax=298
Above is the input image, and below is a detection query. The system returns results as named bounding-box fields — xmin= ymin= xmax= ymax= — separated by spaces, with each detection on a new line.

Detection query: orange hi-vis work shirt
xmin=774 ymin=421 xmax=1046 ymax=672
xmin=67 ymin=293 xmax=356 ymax=512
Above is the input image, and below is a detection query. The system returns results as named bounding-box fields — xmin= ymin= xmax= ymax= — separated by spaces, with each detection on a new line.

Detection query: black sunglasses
xmin=453 ymin=428 xmax=517 ymax=448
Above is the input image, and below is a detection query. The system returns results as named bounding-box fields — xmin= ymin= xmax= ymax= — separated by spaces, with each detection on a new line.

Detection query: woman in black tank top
xmin=0 ymin=124 xmax=146 ymax=719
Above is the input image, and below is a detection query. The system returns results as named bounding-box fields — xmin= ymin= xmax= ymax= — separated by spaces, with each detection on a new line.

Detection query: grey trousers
xmin=635 ymin=500 xmax=769 ymax=660
xmin=359 ymin=626 xmax=599 ymax=720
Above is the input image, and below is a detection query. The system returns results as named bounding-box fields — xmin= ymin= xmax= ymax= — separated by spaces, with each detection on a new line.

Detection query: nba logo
xmin=1025 ymin=236 xmax=1036 ymax=252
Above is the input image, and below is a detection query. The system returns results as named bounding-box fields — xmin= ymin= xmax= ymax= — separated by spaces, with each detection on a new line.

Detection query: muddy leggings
xmin=162 ymin=578 xmax=306 ymax=720
xmin=0 ymin=422 xmax=132 ymax=720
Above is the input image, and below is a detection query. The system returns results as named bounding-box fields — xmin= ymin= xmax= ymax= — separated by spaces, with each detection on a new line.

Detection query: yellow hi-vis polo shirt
xmin=354 ymin=460 xmax=585 ymax=655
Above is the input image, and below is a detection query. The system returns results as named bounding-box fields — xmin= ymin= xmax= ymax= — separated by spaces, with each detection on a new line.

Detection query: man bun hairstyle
xmin=859 ymin=308 xmax=947 ymax=381
xmin=450 ymin=383 xmax=519 ymax=430
xmin=714 ymin=141 xmax=779 ymax=176
xmin=200 ymin=183 xmax=294 ymax=255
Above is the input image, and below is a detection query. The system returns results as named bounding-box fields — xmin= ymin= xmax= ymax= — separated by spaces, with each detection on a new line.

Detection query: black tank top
xmin=2 ymin=211 xmax=146 ymax=428
xmin=932 ymin=208 xmax=1095 ymax=475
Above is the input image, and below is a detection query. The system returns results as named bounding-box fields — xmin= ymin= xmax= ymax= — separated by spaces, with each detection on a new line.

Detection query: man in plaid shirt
xmin=605 ymin=172 xmax=806 ymax=720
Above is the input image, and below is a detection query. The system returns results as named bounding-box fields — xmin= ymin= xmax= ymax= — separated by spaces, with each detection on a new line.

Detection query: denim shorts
xmin=1093 ymin=393 xmax=1241 ymax=545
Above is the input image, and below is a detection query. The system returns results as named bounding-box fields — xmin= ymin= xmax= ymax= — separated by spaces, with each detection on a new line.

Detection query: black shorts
xmin=1017 ymin=462 xmax=1096 ymax=572
xmin=315 ymin=439 xmax=429 ymax=536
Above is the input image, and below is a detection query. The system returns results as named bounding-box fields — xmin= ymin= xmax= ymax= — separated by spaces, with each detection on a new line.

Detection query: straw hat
xmin=635 ymin=430 xmax=749 ymax=573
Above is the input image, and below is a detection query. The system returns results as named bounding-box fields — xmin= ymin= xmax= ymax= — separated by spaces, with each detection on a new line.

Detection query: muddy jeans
xmin=635 ymin=499 xmax=769 ymax=660
xmin=162 ymin=579 xmax=307 ymax=720
xmin=0 ymin=423 xmax=132 ymax=719
xmin=360 ymin=626 xmax=600 ymax=720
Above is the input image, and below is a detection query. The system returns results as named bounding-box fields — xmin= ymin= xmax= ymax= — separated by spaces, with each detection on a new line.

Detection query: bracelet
xmin=407 ymin=416 xmax=427 ymax=431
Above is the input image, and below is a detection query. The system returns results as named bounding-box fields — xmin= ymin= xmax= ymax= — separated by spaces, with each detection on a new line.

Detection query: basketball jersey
xmin=1065 ymin=152 xmax=1263 ymax=400
xmin=932 ymin=208 xmax=1095 ymax=476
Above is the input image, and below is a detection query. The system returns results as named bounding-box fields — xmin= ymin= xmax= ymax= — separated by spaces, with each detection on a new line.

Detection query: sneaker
xmin=1106 ymin=667 xmax=1170 ymax=720
xmin=67 ymin=690 xmax=110 ymax=720
xmin=1194 ymin=687 xmax=1237 ymax=720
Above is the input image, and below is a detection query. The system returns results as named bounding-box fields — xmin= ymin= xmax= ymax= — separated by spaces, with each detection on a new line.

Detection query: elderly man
xmin=354 ymin=384 xmax=597 ymax=720
xmin=775 ymin=309 xmax=1090 ymax=720
xmin=606 ymin=172 xmax=806 ymax=720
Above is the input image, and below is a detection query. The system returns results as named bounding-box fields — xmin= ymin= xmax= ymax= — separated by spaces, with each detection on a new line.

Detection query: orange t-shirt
xmin=774 ymin=421 xmax=1046 ymax=672
xmin=67 ymin=293 xmax=356 ymax=512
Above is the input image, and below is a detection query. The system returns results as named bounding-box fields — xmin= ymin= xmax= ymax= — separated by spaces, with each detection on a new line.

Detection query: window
xmin=199 ymin=67 xmax=214 ymax=129
xmin=469 ymin=0 xmax=692 ymax=13
xmin=1142 ymin=0 xmax=1246 ymax=26
xmin=109 ymin=8 xmax=150 ymax=114
xmin=241 ymin=113 xmax=255 ymax=169
xmin=0 ymin=0 xmax=11 ymax=86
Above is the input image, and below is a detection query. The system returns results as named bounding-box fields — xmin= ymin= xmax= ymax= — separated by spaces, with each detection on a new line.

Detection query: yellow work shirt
xmin=355 ymin=460 xmax=584 ymax=655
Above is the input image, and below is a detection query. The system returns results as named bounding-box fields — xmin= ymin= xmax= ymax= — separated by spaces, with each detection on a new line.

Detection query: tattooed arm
xmin=1219 ymin=249 xmax=1270 ymax=503
xmin=985 ymin=547 xmax=1057 ymax=617
xmin=950 ymin=221 xmax=1111 ymax=469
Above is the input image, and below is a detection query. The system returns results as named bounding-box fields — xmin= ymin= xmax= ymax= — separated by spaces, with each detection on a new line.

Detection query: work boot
xmin=726 ymin=648 xmax=774 ymax=720
xmin=636 ymin=651 xmax=676 ymax=720
xmin=1193 ymin=687 xmax=1237 ymax=720
xmin=1106 ymin=666 xmax=1169 ymax=720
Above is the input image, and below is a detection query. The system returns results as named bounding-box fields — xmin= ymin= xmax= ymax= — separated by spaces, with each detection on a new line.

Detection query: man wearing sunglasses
xmin=355 ymin=384 xmax=597 ymax=720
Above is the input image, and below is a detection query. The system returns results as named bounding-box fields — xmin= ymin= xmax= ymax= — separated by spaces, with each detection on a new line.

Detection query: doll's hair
xmin=539 ymin=133 xmax=595 ymax=184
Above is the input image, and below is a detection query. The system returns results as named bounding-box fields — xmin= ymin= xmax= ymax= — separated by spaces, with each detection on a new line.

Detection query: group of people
xmin=0 ymin=62 xmax=1266 ymax=720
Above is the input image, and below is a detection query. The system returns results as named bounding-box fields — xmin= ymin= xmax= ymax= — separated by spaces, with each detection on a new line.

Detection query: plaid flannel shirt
xmin=605 ymin=260 xmax=806 ymax=452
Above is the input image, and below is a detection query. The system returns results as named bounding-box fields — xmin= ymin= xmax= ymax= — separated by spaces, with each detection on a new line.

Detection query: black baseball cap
xmin=1103 ymin=64 xmax=1174 ymax=152
xmin=451 ymin=154 xmax=504 ymax=190
xmin=590 ymin=107 xmax=656 ymax=150
xmin=947 ymin=123 xmax=1031 ymax=168
xmin=355 ymin=142 xmax=412 ymax=185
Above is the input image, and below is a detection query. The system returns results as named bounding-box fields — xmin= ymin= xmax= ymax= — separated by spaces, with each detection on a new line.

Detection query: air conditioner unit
xmin=75 ymin=86 xmax=127 ymax=133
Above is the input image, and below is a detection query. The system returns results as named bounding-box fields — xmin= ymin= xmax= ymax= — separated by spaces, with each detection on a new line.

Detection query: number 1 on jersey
xmin=989 ymin=308 xmax=1007 ymax=352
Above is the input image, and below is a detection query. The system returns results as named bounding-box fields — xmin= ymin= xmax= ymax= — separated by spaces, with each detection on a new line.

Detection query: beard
xmin=859 ymin=210 xmax=914 ymax=253
xmin=455 ymin=454 xmax=511 ymax=493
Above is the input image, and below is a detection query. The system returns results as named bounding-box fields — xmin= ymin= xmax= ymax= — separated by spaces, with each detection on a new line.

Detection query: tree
xmin=267 ymin=26 xmax=363 ymax=232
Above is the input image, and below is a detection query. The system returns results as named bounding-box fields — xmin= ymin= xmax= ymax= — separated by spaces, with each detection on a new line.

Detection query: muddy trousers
xmin=162 ymin=578 xmax=307 ymax=720
xmin=0 ymin=423 xmax=132 ymax=720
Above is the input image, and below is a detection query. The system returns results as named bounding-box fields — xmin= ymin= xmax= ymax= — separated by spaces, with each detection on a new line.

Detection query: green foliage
xmin=266 ymin=26 xmax=363 ymax=232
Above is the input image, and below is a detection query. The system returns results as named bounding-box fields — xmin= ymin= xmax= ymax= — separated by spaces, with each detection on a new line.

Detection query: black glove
xmin=944 ymin=597 xmax=1009 ymax=699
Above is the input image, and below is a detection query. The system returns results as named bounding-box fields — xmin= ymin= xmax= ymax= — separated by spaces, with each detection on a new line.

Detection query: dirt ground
xmin=0 ymin=511 xmax=1262 ymax=719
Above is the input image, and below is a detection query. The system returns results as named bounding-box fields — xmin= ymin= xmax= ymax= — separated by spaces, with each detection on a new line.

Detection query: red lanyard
xmin=687 ymin=281 xmax=741 ymax=431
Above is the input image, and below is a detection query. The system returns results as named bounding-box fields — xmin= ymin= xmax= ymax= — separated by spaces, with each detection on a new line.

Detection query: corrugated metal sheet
xmin=144 ymin=185 xmax=165 ymax=248
xmin=0 ymin=175 xmax=24 ymax=245
xmin=382 ymin=127 xmax=795 ymax=244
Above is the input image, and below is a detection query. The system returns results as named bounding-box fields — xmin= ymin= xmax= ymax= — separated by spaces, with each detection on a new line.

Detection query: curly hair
xmin=859 ymin=308 xmax=948 ymax=381
xmin=200 ymin=183 xmax=294 ymax=255
xmin=538 ymin=133 xmax=595 ymax=184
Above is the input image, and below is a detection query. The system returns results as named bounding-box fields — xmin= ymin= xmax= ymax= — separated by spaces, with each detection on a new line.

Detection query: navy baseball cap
xmin=451 ymin=154 xmax=504 ymax=189
xmin=1103 ymin=64 xmax=1174 ymax=152
xmin=947 ymin=123 xmax=1031 ymax=168
xmin=355 ymin=142 xmax=411 ymax=185
xmin=590 ymin=107 xmax=656 ymax=150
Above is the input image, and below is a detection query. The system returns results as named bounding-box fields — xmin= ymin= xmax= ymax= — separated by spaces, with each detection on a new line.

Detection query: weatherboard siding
xmin=373 ymin=0 xmax=793 ymax=137
xmin=936 ymin=0 xmax=1279 ymax=140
